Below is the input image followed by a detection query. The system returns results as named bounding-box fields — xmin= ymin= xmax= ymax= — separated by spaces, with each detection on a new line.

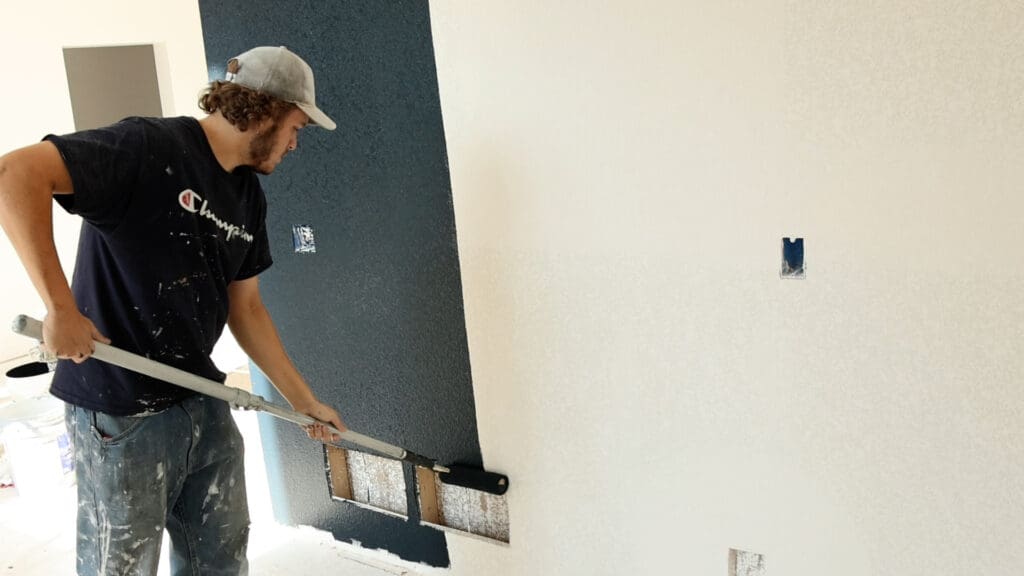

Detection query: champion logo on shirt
xmin=178 ymin=189 xmax=254 ymax=243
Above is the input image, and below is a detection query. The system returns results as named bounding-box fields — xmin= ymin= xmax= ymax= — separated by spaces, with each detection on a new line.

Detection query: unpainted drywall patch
xmin=729 ymin=548 xmax=766 ymax=576
xmin=416 ymin=468 xmax=510 ymax=544
xmin=326 ymin=445 xmax=407 ymax=518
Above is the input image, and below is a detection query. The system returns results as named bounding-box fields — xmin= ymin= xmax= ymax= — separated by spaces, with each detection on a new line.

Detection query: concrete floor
xmin=0 ymin=375 xmax=433 ymax=575
xmin=0 ymin=481 xmax=418 ymax=575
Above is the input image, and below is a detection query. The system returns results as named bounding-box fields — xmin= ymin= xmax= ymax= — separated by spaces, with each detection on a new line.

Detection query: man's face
xmin=249 ymin=107 xmax=310 ymax=175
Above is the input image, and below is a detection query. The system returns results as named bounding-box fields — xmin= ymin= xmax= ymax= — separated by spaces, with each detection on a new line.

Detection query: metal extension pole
xmin=11 ymin=314 xmax=448 ymax=473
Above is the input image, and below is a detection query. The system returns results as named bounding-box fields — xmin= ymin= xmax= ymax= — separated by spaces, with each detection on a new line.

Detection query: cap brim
xmin=297 ymin=102 xmax=336 ymax=131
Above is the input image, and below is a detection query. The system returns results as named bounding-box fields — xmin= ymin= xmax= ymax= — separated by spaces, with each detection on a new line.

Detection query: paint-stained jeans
xmin=65 ymin=395 xmax=250 ymax=575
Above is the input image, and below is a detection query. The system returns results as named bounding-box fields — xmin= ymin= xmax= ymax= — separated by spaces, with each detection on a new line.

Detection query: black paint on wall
xmin=199 ymin=1 xmax=480 ymax=566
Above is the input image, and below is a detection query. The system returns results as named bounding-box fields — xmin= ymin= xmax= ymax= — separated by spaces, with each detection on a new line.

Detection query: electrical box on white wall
xmin=781 ymin=237 xmax=804 ymax=279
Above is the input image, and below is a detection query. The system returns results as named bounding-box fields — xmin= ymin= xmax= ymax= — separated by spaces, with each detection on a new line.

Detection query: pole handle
xmin=11 ymin=314 xmax=409 ymax=462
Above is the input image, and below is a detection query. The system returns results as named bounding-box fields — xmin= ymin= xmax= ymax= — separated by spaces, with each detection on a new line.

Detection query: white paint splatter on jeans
xmin=65 ymin=396 xmax=250 ymax=575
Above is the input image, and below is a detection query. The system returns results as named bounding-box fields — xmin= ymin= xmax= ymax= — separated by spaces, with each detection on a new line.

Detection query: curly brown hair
xmin=198 ymin=81 xmax=297 ymax=132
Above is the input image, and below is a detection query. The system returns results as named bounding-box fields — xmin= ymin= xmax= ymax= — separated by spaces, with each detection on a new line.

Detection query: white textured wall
xmin=3 ymin=2 xmax=1022 ymax=573
xmin=430 ymin=2 xmax=1024 ymax=574
xmin=0 ymin=0 xmax=207 ymax=361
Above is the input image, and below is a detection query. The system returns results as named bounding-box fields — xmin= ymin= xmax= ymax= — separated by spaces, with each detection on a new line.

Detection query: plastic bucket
xmin=0 ymin=396 xmax=74 ymax=499
xmin=0 ymin=387 xmax=9 ymax=485
xmin=5 ymin=362 xmax=54 ymax=400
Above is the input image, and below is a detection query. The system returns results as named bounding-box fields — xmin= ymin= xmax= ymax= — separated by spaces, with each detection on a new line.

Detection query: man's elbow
xmin=0 ymin=154 xmax=11 ymax=193
xmin=0 ymin=154 xmax=14 ymax=215
xmin=0 ymin=147 xmax=28 ymax=186
xmin=228 ymin=296 xmax=266 ymax=325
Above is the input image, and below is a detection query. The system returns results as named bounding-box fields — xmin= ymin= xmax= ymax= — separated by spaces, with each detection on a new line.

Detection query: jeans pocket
xmin=90 ymin=411 xmax=148 ymax=445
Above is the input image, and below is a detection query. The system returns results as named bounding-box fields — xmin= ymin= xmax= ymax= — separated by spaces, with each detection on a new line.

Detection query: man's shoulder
xmin=120 ymin=116 xmax=199 ymax=138
xmin=117 ymin=116 xmax=211 ymax=161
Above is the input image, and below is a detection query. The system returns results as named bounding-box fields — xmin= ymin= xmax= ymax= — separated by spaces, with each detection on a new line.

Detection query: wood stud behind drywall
xmin=416 ymin=468 xmax=510 ymax=544
xmin=325 ymin=446 xmax=510 ymax=544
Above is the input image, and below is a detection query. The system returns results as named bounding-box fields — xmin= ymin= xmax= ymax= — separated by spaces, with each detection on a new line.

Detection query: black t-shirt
xmin=45 ymin=116 xmax=273 ymax=415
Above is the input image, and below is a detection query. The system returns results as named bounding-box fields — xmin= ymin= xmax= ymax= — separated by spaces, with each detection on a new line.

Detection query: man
xmin=0 ymin=46 xmax=344 ymax=575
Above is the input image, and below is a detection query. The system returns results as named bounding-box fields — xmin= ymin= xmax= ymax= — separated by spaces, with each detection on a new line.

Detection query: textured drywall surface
xmin=429 ymin=1 xmax=1024 ymax=574
xmin=199 ymin=0 xmax=482 ymax=567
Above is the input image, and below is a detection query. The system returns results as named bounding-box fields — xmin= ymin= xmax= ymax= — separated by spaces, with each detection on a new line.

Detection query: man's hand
xmin=43 ymin=308 xmax=110 ymax=364
xmin=225 ymin=277 xmax=347 ymax=443
xmin=294 ymin=399 xmax=346 ymax=443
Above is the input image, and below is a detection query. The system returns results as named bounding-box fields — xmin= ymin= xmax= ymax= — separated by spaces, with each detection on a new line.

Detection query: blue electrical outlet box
xmin=292 ymin=225 xmax=316 ymax=254
xmin=781 ymin=237 xmax=805 ymax=278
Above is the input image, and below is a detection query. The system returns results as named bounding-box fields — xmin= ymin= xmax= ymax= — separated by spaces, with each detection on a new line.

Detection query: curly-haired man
xmin=0 ymin=46 xmax=343 ymax=575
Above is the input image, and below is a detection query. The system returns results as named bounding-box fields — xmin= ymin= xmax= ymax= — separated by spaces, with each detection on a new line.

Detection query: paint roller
xmin=11 ymin=314 xmax=508 ymax=496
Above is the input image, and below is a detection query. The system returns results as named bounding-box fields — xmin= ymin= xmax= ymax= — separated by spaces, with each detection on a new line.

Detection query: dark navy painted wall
xmin=198 ymin=1 xmax=479 ymax=566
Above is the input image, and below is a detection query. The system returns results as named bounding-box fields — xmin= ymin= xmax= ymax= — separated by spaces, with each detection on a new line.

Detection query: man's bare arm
xmin=0 ymin=142 xmax=109 ymax=361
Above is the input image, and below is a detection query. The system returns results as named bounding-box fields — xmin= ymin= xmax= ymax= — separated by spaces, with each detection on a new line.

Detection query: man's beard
xmin=248 ymin=123 xmax=279 ymax=174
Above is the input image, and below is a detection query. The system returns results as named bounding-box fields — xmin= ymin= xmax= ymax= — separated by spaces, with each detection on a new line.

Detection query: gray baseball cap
xmin=225 ymin=46 xmax=336 ymax=130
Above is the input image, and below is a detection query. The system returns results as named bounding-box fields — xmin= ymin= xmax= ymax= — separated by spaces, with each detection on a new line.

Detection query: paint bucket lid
xmin=5 ymin=362 xmax=50 ymax=379
xmin=4 ymin=362 xmax=54 ymax=401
